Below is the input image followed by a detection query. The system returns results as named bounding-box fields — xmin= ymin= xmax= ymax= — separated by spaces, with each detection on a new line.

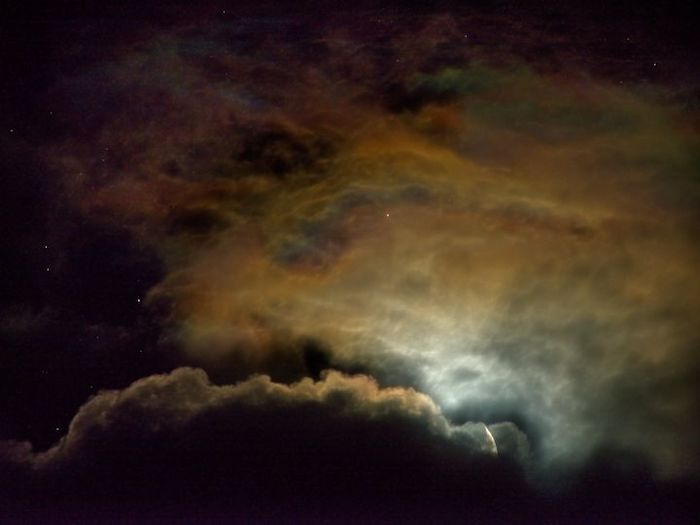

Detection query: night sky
xmin=1 ymin=1 xmax=699 ymax=522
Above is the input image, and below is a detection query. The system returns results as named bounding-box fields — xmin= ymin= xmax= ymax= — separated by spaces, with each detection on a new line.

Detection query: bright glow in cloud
xmin=44 ymin=17 xmax=700 ymax=481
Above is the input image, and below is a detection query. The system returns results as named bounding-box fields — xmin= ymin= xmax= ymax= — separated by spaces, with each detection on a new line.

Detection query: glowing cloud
xmin=43 ymin=15 xmax=700 ymax=481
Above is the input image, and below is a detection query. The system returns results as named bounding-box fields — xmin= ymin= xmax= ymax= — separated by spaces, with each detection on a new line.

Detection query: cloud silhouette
xmin=1 ymin=367 xmax=534 ymax=521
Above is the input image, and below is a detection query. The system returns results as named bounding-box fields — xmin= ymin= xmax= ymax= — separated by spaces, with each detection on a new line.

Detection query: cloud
xmin=34 ymin=5 xmax=700 ymax=491
xmin=2 ymin=367 xmax=696 ymax=522
xmin=2 ymin=5 xmax=700 ymax=522
xmin=1 ymin=367 xmax=533 ymax=519
xmin=3 ymin=367 xmax=500 ymax=469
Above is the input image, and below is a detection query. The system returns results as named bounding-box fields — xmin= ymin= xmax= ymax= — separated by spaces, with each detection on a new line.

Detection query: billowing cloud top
xmin=3 ymin=368 xmax=501 ymax=468
xmin=2 ymin=368 xmax=530 ymax=520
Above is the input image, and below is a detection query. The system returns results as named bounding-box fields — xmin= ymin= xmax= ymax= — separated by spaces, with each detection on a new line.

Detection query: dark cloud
xmin=2 ymin=367 xmax=696 ymax=523
xmin=0 ymin=368 xmax=527 ymax=521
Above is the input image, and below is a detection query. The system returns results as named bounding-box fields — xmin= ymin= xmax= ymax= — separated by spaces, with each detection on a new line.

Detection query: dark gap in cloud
xmin=235 ymin=127 xmax=336 ymax=178
xmin=166 ymin=207 xmax=231 ymax=237
xmin=302 ymin=337 xmax=333 ymax=380
xmin=200 ymin=336 xmax=372 ymax=387
xmin=384 ymin=80 xmax=462 ymax=113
